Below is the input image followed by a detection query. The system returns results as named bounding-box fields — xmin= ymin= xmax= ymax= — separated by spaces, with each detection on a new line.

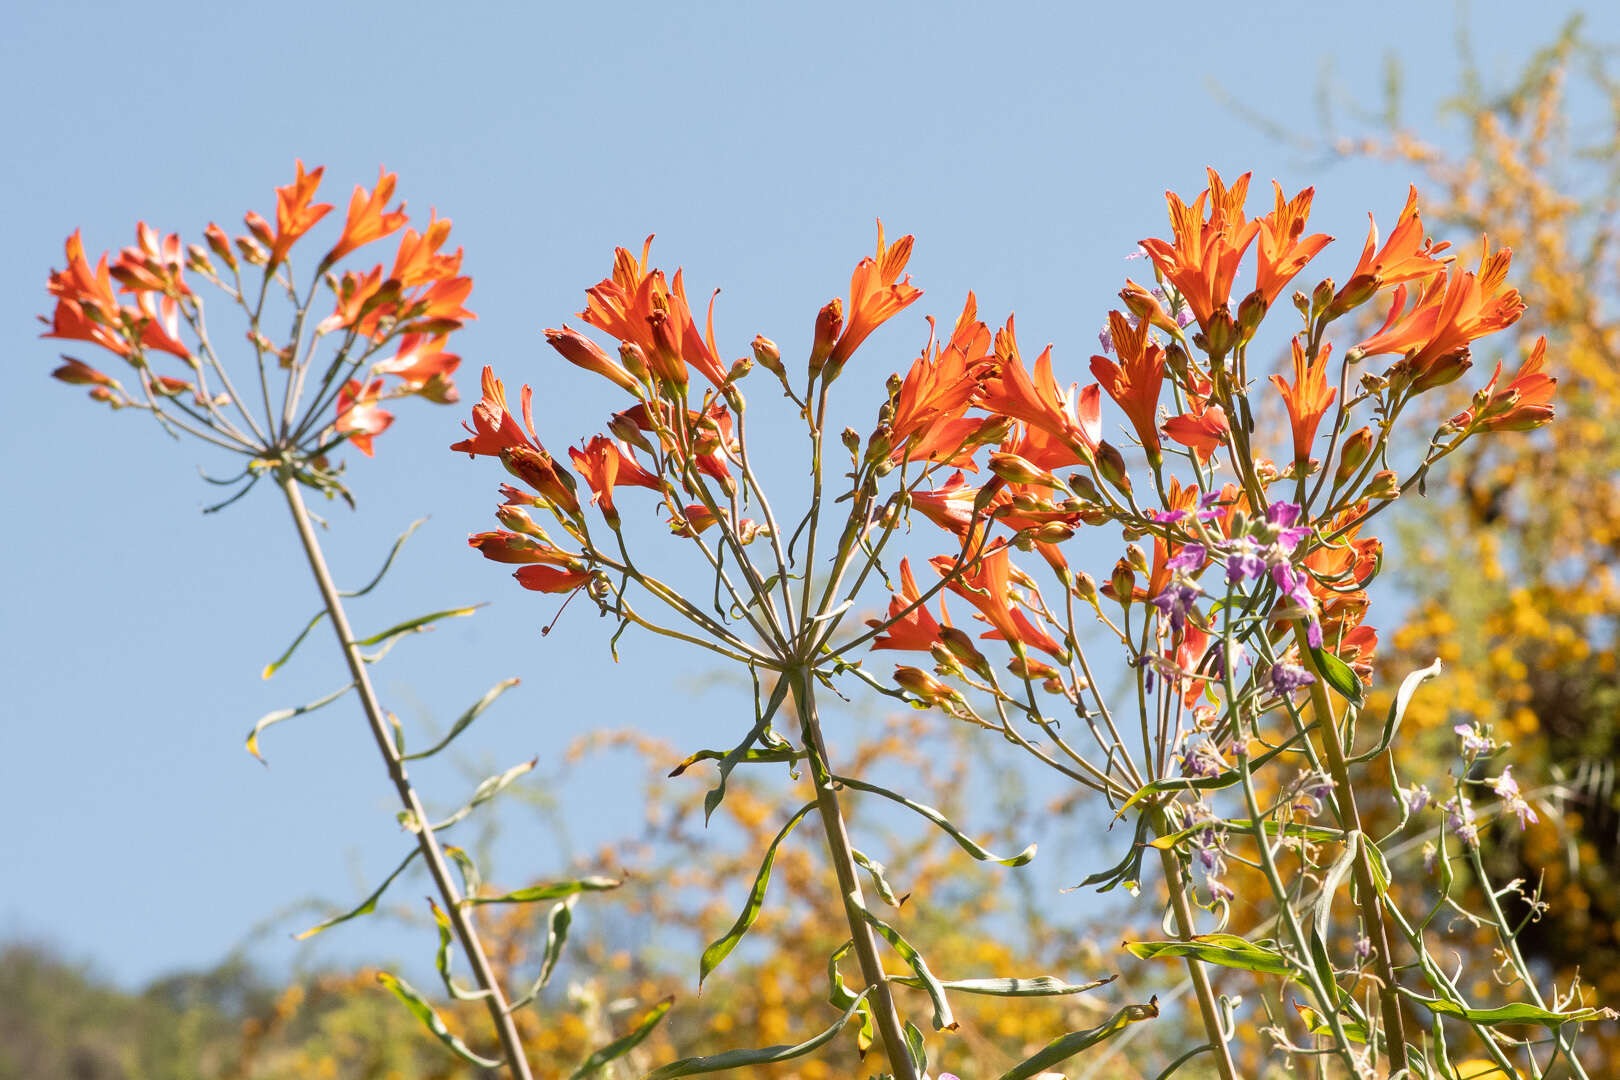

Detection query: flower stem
xmin=1149 ymin=807 xmax=1239 ymax=1080
xmin=1293 ymin=622 xmax=1409 ymax=1074
xmin=278 ymin=474 xmax=534 ymax=1079
xmin=790 ymin=669 xmax=918 ymax=1080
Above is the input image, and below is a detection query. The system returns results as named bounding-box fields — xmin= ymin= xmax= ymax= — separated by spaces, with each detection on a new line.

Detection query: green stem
xmin=790 ymin=669 xmax=918 ymax=1080
xmin=278 ymin=475 xmax=533 ymax=1079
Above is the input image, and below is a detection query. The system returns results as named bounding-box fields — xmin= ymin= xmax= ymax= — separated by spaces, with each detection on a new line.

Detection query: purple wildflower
xmin=1153 ymin=508 xmax=1187 ymax=524
xmin=1399 ymin=783 xmax=1433 ymax=815
xmin=1166 ymin=543 xmax=1207 ymax=572
xmin=1444 ymin=795 xmax=1478 ymax=847
xmin=1222 ymin=536 xmax=1268 ymax=583
xmin=1270 ymin=663 xmax=1315 ymax=696
xmin=1098 ymin=325 xmax=1114 ymax=355
xmin=1490 ymin=766 xmax=1538 ymax=828
xmin=1453 ymin=722 xmax=1496 ymax=761
xmin=1152 ymin=578 xmax=1202 ymax=634
xmin=1270 ymin=563 xmax=1323 ymax=647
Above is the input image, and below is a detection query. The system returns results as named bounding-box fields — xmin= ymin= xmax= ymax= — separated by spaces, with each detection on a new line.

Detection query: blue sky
xmin=3 ymin=0 xmax=1610 ymax=989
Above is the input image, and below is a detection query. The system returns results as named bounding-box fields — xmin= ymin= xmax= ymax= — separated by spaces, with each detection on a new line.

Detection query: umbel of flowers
xmin=454 ymin=170 xmax=1602 ymax=1079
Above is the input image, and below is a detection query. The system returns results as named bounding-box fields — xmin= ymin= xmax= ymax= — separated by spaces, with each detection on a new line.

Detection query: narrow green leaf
xmin=353 ymin=604 xmax=482 ymax=648
xmin=427 ymin=898 xmax=490 ymax=1001
xmin=668 ymin=745 xmax=804 ymax=778
xmin=403 ymin=677 xmax=521 ymax=761
xmin=701 ymin=802 xmax=816 ymax=986
xmin=1123 ymin=934 xmax=1297 ymax=979
xmin=1295 ymin=1001 xmax=1368 ymax=1044
xmin=1315 ymin=829 xmax=1361 ymax=942
xmin=262 ymin=610 xmax=328 ymax=679
xmin=295 ymin=849 xmax=419 ymax=940
xmin=851 ymin=848 xmax=905 ymax=906
xmin=245 ymin=681 xmax=353 ymax=764
xmin=642 ymin=989 xmax=871 ymax=1078
xmin=375 ymin=971 xmax=502 ymax=1069
xmin=464 ymin=875 xmax=620 ymax=907
xmin=345 ymin=517 xmax=427 ymax=598
xmin=994 ymin=999 xmax=1160 ymax=1080
xmin=833 ymin=774 xmax=1034 ymax=866
xmin=861 ymin=909 xmax=954 ymax=1031
xmin=903 ymin=1020 xmax=927 ymax=1075
xmin=825 ymin=940 xmax=874 ymax=1055
xmin=1309 ymin=644 xmax=1365 ymax=708
xmin=1353 ymin=657 xmax=1443 ymax=763
xmin=567 ymin=995 xmax=674 ymax=1079
xmin=426 ymin=757 xmax=537 ymax=832
xmin=1401 ymin=991 xmax=1617 ymax=1028
xmin=443 ymin=845 xmax=482 ymax=899
xmin=703 ymin=677 xmax=792 ymax=823
xmin=891 ymin=974 xmax=1115 ymax=997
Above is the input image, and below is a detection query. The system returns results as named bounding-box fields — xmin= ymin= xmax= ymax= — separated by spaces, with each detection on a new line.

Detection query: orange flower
xmin=451 ymin=366 xmax=537 ymax=457
xmin=467 ymin=531 xmax=579 ymax=565
xmin=1090 ymin=310 xmax=1167 ymax=463
xmin=1253 ymin=182 xmax=1332 ymax=307
xmin=568 ymin=434 xmax=660 ymax=528
xmin=822 ymin=222 xmax=922 ymax=381
xmin=889 ymin=294 xmax=996 ymax=469
xmin=977 ymin=316 xmax=1100 ymax=465
xmin=1450 ymin=335 xmax=1555 ymax=432
xmin=1355 ymin=241 xmax=1525 ymax=390
xmin=334 ymin=377 xmax=393 ymax=456
xmin=373 ymin=333 xmax=460 ymax=403
xmin=579 ymin=239 xmax=728 ymax=388
xmin=1162 ymin=403 xmax=1229 ymax=464
xmin=1334 ymin=186 xmax=1450 ymax=308
xmin=909 ymin=471 xmax=981 ymax=536
xmin=932 ymin=544 xmax=1065 ymax=660
xmin=44 ymin=230 xmax=129 ymax=356
xmin=513 ymin=565 xmax=593 ymax=593
xmin=266 ymin=160 xmax=333 ymax=268
xmin=1270 ymin=338 xmax=1337 ymax=463
xmin=1138 ymin=169 xmax=1261 ymax=331
xmin=323 ymin=167 xmax=408 ymax=268
xmin=51 ymin=357 xmax=117 ymax=387
xmin=390 ymin=212 xmax=461 ymax=287
xmin=868 ymin=559 xmax=947 ymax=652
xmin=546 ymin=326 xmax=639 ymax=393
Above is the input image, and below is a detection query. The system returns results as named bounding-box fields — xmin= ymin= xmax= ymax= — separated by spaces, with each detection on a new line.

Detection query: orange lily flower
xmin=1162 ymin=403 xmax=1229 ymax=464
xmin=468 ymin=531 xmax=581 ymax=565
xmin=334 ymin=377 xmax=393 ymax=456
xmin=868 ymin=559 xmax=947 ymax=652
xmin=1334 ymin=186 xmax=1450 ymax=307
xmin=373 ymin=333 xmax=461 ymax=403
xmin=932 ymin=545 xmax=1065 ymax=660
xmin=1270 ymin=337 xmax=1337 ymax=463
xmin=910 ymin=471 xmax=981 ymax=536
xmin=266 ymin=160 xmax=333 ymax=268
xmin=823 ymin=222 xmax=922 ymax=381
xmin=1090 ymin=310 xmax=1167 ymax=463
xmin=44 ymin=230 xmax=129 ymax=356
xmin=51 ymin=357 xmax=117 ymax=388
xmin=977 ymin=316 xmax=1100 ymax=465
xmin=580 ymin=239 xmax=728 ymax=388
xmin=514 ymin=565 xmax=593 ymax=593
xmin=568 ymin=434 xmax=660 ymax=527
xmin=546 ymin=326 xmax=639 ymax=393
xmin=390 ymin=212 xmax=461 ymax=287
xmin=323 ymin=167 xmax=408 ymax=268
xmin=1451 ymin=335 xmax=1555 ymax=432
xmin=1253 ymin=182 xmax=1332 ymax=307
xmin=1138 ymin=169 xmax=1261 ymax=331
xmin=889 ymin=294 xmax=997 ymax=469
xmin=1355 ymin=241 xmax=1524 ymax=390
xmin=451 ymin=366 xmax=537 ymax=457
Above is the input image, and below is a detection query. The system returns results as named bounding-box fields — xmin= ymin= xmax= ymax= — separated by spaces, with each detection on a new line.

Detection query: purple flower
xmin=1209 ymin=641 xmax=1246 ymax=681
xmin=1354 ymin=935 xmax=1373 ymax=962
xmin=1222 ymin=536 xmax=1268 ymax=583
xmin=1270 ymin=663 xmax=1315 ymax=695
xmin=1267 ymin=502 xmax=1302 ymax=528
xmin=1180 ymin=740 xmax=1226 ymax=779
xmin=1454 ymin=722 xmax=1496 ymax=761
xmin=1490 ymin=766 xmax=1539 ymax=828
xmin=1166 ymin=543 xmax=1207 ymax=571
xmin=1152 ymin=578 xmax=1202 ymax=634
xmin=1399 ymin=783 xmax=1433 ymax=815
xmin=1098 ymin=325 xmax=1114 ymax=355
xmin=1444 ymin=795 xmax=1478 ymax=847
xmin=1153 ymin=508 xmax=1187 ymax=524
xmin=1270 ymin=564 xmax=1323 ymax=647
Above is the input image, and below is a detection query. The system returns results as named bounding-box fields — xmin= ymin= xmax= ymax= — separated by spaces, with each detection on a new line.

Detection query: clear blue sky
xmin=3 ymin=0 xmax=1609 ymax=989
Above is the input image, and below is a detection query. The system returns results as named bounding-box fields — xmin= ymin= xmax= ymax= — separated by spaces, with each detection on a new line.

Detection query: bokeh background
xmin=5 ymin=1 xmax=1618 ymax=1076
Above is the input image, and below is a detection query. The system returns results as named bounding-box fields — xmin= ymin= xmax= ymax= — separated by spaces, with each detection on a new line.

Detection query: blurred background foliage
xmin=11 ymin=16 xmax=1620 ymax=1079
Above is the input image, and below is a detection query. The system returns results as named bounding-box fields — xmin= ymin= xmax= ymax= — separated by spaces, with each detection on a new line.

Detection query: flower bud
xmin=644 ymin=309 xmax=688 ymax=388
xmin=1198 ymin=308 xmax=1238 ymax=358
xmin=725 ymin=355 xmax=753 ymax=385
xmin=1108 ymin=558 xmax=1137 ymax=605
xmin=185 ymin=244 xmax=214 ymax=274
xmin=1067 ymin=473 xmax=1101 ymax=502
xmin=808 ymin=298 xmax=843 ymax=379
xmin=1334 ymin=427 xmax=1374 ymax=486
xmin=1094 ymin=442 xmax=1132 ymax=494
xmin=608 ymin=410 xmax=655 ymax=454
xmin=501 ymin=445 xmax=582 ymax=519
xmin=894 ymin=666 xmax=956 ymax=708
xmin=495 ymin=505 xmax=550 ymax=541
xmin=1126 ymin=543 xmax=1149 ymax=574
xmin=1033 ymin=522 xmax=1076 ymax=544
xmin=841 ymin=427 xmax=861 ymax=455
xmin=1364 ymin=470 xmax=1400 ymax=501
xmin=938 ymin=626 xmax=992 ymax=678
xmin=863 ymin=423 xmax=893 ymax=467
xmin=617 ymin=342 xmax=650 ymax=383
xmin=1327 ymin=273 xmax=1378 ymax=320
xmin=1309 ymin=277 xmax=1335 ymax=319
xmin=1292 ymin=289 xmax=1312 ymax=318
xmin=547 ymin=327 xmax=638 ymax=393
xmin=243 ymin=211 xmax=274 ymax=249
xmin=989 ymin=451 xmax=1058 ymax=488
xmin=205 ymin=222 xmax=238 ymax=270
xmin=1236 ymin=290 xmax=1267 ymax=343
xmin=751 ymin=335 xmax=784 ymax=378
xmin=1072 ymin=570 xmax=1099 ymax=606
xmin=1119 ymin=279 xmax=1175 ymax=332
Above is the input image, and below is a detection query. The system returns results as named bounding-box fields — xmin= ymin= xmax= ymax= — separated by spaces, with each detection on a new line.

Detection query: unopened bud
xmin=205 ymin=222 xmax=238 ymax=270
xmin=1199 ymin=308 xmax=1238 ymax=357
xmin=725 ymin=355 xmax=753 ymax=385
xmin=1364 ymin=470 xmax=1400 ymax=501
xmin=1109 ymin=558 xmax=1137 ymax=605
xmin=1236 ymin=290 xmax=1267 ymax=342
xmin=1310 ymin=277 xmax=1335 ymax=319
xmin=1072 ymin=571 xmax=1099 ymax=606
xmin=1125 ymin=543 xmax=1149 ymax=574
xmin=1292 ymin=289 xmax=1311 ymax=318
xmin=1335 ymin=427 xmax=1374 ymax=486
xmin=1119 ymin=279 xmax=1175 ymax=333
xmin=235 ymin=235 xmax=269 ymax=266
xmin=619 ymin=342 xmax=650 ymax=383
xmin=609 ymin=411 xmax=655 ymax=454
xmin=863 ymin=423 xmax=892 ymax=466
xmin=495 ymin=504 xmax=550 ymax=541
xmin=547 ymin=327 xmax=638 ymax=394
xmin=938 ymin=626 xmax=991 ymax=677
xmin=645 ymin=309 xmax=688 ymax=388
xmin=1033 ymin=522 xmax=1076 ymax=544
xmin=243 ymin=211 xmax=274 ymax=249
xmin=185 ymin=244 xmax=214 ymax=274
xmin=1094 ymin=442 xmax=1132 ymax=494
xmin=989 ymin=451 xmax=1058 ymax=488
xmin=1328 ymin=273 xmax=1379 ymax=319
xmin=1067 ymin=473 xmax=1101 ymax=502
xmin=751 ymin=334 xmax=784 ymax=377
xmin=894 ymin=666 xmax=955 ymax=707
xmin=841 ymin=427 xmax=861 ymax=455
xmin=808 ymin=298 xmax=843 ymax=378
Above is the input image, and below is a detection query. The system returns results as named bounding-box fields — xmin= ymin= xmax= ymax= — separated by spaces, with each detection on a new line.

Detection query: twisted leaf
xmin=295 ymin=848 xmax=418 ymax=940
xmin=643 ymin=989 xmax=871 ymax=1078
xmin=994 ymin=999 xmax=1160 ymax=1080
xmin=403 ymin=677 xmax=520 ymax=761
xmin=701 ymin=802 xmax=816 ymax=985
xmin=464 ymin=875 xmax=620 ymax=907
xmin=376 ymin=971 xmax=502 ymax=1069
xmin=568 ymin=996 xmax=674 ymax=1079
xmin=832 ymin=774 xmax=1034 ymax=866
xmin=245 ymin=681 xmax=353 ymax=763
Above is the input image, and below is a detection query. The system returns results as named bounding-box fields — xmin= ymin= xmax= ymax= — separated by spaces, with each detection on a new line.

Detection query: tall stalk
xmin=791 ymin=669 xmax=919 ymax=1080
xmin=279 ymin=474 xmax=534 ymax=1080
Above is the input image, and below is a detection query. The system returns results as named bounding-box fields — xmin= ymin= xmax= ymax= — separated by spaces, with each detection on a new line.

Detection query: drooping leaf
xmin=825 ymin=940 xmax=875 ymax=1055
xmin=245 ymin=681 xmax=353 ymax=763
xmin=464 ymin=875 xmax=620 ymax=907
xmin=993 ymin=999 xmax=1160 ymax=1080
xmin=668 ymin=745 xmax=804 ymax=778
xmin=295 ymin=848 xmax=419 ymax=940
xmin=1308 ymin=644 xmax=1365 ymax=708
xmin=375 ymin=971 xmax=503 ymax=1068
xmin=851 ymin=848 xmax=905 ymax=906
xmin=567 ymin=995 xmax=674 ymax=1079
xmin=424 ymin=757 xmax=537 ymax=832
xmin=642 ymin=989 xmax=871 ymax=1078
xmin=442 ymin=845 xmax=482 ymax=898
xmin=861 ymin=909 xmax=955 ymax=1031
xmin=403 ymin=677 xmax=520 ymax=760
xmin=427 ymin=897 xmax=490 ymax=1002
xmin=1315 ymin=830 xmax=1361 ymax=942
xmin=833 ymin=774 xmax=1034 ymax=866
xmin=1352 ymin=657 xmax=1443 ymax=763
xmin=891 ymin=974 xmax=1115 ymax=997
xmin=1401 ymin=991 xmax=1617 ymax=1028
xmin=510 ymin=898 xmax=576 ymax=1009
xmin=701 ymin=802 xmax=816 ymax=986
xmin=353 ymin=604 xmax=482 ymax=648
xmin=704 ymin=676 xmax=793 ymax=823
xmin=261 ymin=609 xmax=329 ymax=680
xmin=345 ymin=517 xmax=427 ymax=598
xmin=1123 ymin=934 xmax=1298 ymax=979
